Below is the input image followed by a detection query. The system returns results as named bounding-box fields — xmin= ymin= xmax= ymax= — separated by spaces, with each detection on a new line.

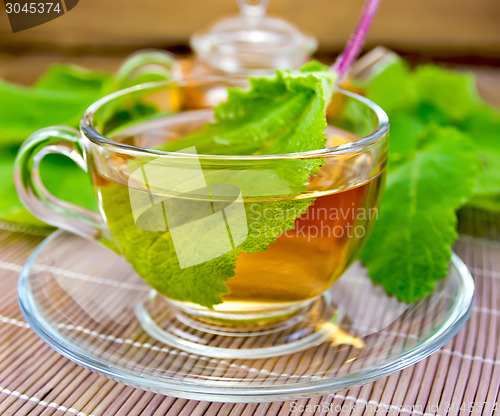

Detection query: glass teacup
xmin=15 ymin=77 xmax=389 ymax=357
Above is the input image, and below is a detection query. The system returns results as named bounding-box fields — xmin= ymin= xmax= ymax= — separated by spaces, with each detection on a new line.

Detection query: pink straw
xmin=331 ymin=0 xmax=381 ymax=80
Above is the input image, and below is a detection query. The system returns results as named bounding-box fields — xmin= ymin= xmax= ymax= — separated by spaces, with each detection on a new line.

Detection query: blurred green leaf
xmin=361 ymin=127 xmax=481 ymax=302
xmin=0 ymin=65 xmax=111 ymax=147
xmin=0 ymin=64 xmax=111 ymax=226
xmin=361 ymin=57 xmax=500 ymax=211
xmin=360 ymin=56 xmax=500 ymax=300
xmin=35 ymin=64 xmax=112 ymax=93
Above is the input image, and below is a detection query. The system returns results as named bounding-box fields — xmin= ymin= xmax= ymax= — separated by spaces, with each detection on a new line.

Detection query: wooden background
xmin=0 ymin=0 xmax=499 ymax=55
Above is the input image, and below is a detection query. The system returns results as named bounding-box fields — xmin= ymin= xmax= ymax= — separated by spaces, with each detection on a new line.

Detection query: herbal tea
xmin=225 ymin=174 xmax=383 ymax=305
xmin=93 ymin=116 xmax=385 ymax=310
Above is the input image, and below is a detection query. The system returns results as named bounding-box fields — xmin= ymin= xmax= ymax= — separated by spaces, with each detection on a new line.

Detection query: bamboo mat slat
xmin=0 ymin=214 xmax=498 ymax=416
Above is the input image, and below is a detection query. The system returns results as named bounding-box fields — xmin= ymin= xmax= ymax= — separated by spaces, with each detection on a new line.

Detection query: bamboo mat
xmin=0 ymin=214 xmax=498 ymax=416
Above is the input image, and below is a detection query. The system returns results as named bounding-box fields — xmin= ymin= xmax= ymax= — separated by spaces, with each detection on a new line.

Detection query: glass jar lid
xmin=190 ymin=0 xmax=317 ymax=75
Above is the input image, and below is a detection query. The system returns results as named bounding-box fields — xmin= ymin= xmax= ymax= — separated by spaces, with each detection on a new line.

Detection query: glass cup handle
xmin=14 ymin=126 xmax=105 ymax=240
xmin=114 ymin=49 xmax=177 ymax=89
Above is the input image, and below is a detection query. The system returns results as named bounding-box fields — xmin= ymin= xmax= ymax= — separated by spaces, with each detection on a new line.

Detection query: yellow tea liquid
xmin=94 ymin=117 xmax=385 ymax=310
xmin=225 ymin=174 xmax=383 ymax=304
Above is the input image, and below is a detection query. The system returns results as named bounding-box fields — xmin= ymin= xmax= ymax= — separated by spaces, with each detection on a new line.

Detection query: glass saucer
xmin=18 ymin=230 xmax=474 ymax=403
